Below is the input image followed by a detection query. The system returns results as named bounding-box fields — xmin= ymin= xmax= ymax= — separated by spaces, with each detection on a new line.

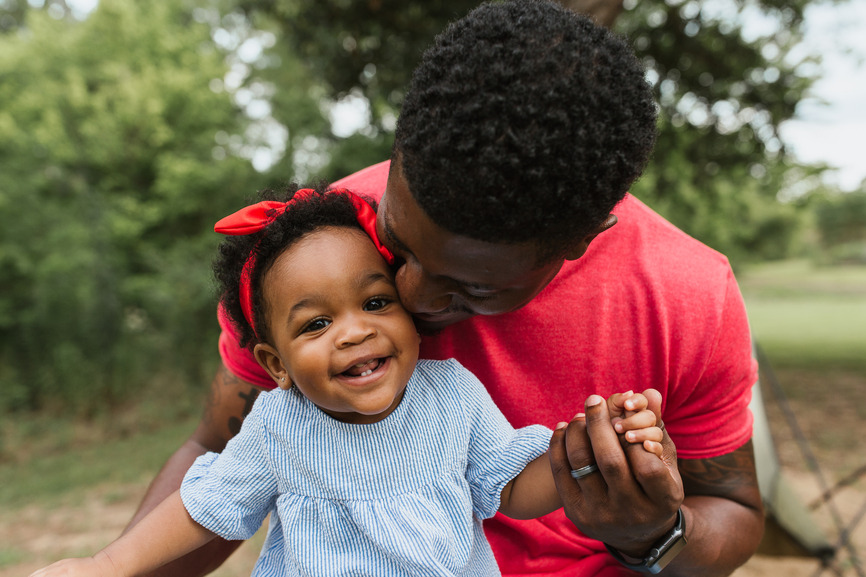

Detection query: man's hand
xmin=548 ymin=390 xmax=683 ymax=557
xmin=549 ymin=389 xmax=764 ymax=577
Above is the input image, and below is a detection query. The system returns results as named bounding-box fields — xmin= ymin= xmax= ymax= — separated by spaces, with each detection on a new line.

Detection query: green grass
xmin=0 ymin=417 xmax=198 ymax=510
xmin=739 ymin=260 xmax=866 ymax=371
xmin=0 ymin=548 xmax=26 ymax=569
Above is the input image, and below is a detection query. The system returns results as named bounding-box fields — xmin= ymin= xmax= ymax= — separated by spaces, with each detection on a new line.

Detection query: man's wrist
xmin=604 ymin=508 xmax=688 ymax=574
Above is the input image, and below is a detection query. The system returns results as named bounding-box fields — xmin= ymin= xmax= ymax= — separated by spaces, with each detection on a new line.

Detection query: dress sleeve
xmin=664 ymin=268 xmax=757 ymax=459
xmin=449 ymin=360 xmax=552 ymax=521
xmin=180 ymin=396 xmax=279 ymax=540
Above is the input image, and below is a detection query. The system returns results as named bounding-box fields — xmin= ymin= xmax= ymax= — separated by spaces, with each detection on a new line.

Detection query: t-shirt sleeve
xmin=180 ymin=396 xmax=279 ymax=540
xmin=217 ymin=304 xmax=276 ymax=389
xmin=448 ymin=360 xmax=552 ymax=520
xmin=664 ymin=268 xmax=757 ymax=459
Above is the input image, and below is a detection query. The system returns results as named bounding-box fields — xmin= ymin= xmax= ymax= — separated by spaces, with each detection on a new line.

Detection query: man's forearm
xmin=662 ymin=495 xmax=764 ymax=577
xmin=124 ymin=440 xmax=244 ymax=577
xmin=126 ymin=439 xmax=209 ymax=531
xmin=661 ymin=443 xmax=765 ymax=577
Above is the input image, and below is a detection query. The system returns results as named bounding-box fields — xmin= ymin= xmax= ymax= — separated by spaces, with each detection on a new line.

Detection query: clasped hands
xmin=549 ymin=389 xmax=684 ymax=559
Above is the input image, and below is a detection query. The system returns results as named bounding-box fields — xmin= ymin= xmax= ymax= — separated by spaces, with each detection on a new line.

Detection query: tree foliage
xmin=0 ymin=0 xmax=312 ymax=411
xmin=618 ymin=0 xmax=817 ymax=263
xmin=812 ymin=187 xmax=866 ymax=263
xmin=0 ymin=0 xmax=839 ymax=412
xmin=241 ymin=0 xmax=823 ymax=263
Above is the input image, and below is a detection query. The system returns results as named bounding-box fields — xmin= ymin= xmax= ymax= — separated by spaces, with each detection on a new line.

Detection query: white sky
xmin=778 ymin=0 xmax=866 ymax=192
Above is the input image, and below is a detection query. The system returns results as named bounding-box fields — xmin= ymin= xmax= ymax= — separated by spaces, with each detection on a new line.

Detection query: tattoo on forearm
xmin=678 ymin=441 xmax=758 ymax=498
xmin=228 ymin=388 xmax=260 ymax=436
xmin=203 ymin=364 xmax=235 ymax=426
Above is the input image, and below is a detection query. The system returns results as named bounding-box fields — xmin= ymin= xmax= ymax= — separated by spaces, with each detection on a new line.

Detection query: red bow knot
xmin=214 ymin=188 xmax=394 ymax=340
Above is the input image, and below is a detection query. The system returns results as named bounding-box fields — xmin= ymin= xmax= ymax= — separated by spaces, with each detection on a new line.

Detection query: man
xmin=127 ymin=1 xmax=763 ymax=575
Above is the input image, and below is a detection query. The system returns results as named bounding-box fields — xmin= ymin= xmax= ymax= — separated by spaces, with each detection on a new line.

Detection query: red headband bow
xmin=214 ymin=188 xmax=394 ymax=339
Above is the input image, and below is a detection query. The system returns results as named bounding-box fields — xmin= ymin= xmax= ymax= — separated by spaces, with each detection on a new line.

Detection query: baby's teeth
xmin=360 ymin=369 xmax=372 ymax=376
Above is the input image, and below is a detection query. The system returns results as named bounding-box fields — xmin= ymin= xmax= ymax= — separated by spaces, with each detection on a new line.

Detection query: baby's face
xmin=257 ymin=226 xmax=420 ymax=424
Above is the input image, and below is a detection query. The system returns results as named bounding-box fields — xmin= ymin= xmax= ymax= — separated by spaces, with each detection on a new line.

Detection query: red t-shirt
xmin=217 ymin=160 xmax=756 ymax=576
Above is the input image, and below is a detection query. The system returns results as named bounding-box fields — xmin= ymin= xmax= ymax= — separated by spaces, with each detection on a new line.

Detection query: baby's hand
xmin=29 ymin=555 xmax=118 ymax=577
xmin=606 ymin=390 xmax=664 ymax=458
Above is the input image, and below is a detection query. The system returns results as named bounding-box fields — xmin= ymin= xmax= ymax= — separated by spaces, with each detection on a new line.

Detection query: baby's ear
xmin=254 ymin=343 xmax=292 ymax=390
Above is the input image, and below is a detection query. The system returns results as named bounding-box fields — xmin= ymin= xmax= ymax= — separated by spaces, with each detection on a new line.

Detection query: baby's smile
xmin=335 ymin=357 xmax=393 ymax=388
xmin=341 ymin=357 xmax=385 ymax=378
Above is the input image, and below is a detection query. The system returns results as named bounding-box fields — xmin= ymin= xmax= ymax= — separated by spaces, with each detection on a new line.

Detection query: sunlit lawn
xmin=0 ymin=417 xmax=198 ymax=510
xmin=739 ymin=260 xmax=866 ymax=372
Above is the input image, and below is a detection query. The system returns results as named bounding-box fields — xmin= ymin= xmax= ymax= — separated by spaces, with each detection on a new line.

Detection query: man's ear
xmin=564 ymin=214 xmax=618 ymax=261
xmin=254 ymin=342 xmax=291 ymax=390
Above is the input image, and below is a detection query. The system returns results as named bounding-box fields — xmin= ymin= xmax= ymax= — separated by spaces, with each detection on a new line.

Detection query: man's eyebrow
xmin=459 ymin=281 xmax=498 ymax=291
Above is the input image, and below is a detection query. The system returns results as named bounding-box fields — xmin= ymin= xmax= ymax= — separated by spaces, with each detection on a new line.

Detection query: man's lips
xmin=412 ymin=309 xmax=475 ymax=327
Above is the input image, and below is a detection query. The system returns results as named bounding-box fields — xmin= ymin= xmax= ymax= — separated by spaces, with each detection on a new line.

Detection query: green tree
xmin=810 ymin=186 xmax=866 ymax=263
xmin=239 ymin=0 xmax=823 ymax=263
xmin=618 ymin=0 xmax=818 ymax=263
xmin=0 ymin=0 xmax=319 ymax=411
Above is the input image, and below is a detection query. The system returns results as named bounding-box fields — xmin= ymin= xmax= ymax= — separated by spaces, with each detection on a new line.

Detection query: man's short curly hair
xmin=394 ymin=0 xmax=657 ymax=260
xmin=213 ymin=184 xmax=376 ymax=351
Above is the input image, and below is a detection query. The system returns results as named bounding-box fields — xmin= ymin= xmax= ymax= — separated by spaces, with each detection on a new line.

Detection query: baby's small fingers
xmin=614 ymin=408 xmax=657 ymax=433
xmin=623 ymin=425 xmax=664 ymax=444
xmin=606 ymin=391 xmax=634 ymax=418
xmin=643 ymin=440 xmax=664 ymax=458
xmin=622 ymin=392 xmax=648 ymax=415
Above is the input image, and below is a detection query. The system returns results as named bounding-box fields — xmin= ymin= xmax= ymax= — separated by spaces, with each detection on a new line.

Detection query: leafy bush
xmin=0 ymin=0 xmax=276 ymax=412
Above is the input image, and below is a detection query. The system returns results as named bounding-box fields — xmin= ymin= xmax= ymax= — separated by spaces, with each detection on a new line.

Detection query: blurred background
xmin=0 ymin=0 xmax=864 ymax=574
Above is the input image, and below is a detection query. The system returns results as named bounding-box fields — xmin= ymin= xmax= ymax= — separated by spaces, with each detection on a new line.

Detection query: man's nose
xmin=336 ymin=314 xmax=377 ymax=349
xmin=395 ymin=260 xmax=455 ymax=314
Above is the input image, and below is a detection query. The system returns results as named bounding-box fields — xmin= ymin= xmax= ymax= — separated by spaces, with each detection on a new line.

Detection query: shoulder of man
xmin=332 ymin=160 xmax=390 ymax=203
xmin=585 ymin=193 xmax=735 ymax=300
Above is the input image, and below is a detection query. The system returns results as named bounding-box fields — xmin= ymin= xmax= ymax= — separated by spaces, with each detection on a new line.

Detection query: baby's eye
xmin=364 ymin=297 xmax=391 ymax=312
xmin=301 ymin=318 xmax=331 ymax=333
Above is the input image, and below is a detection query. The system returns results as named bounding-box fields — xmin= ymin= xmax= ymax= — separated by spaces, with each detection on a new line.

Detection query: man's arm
xmin=124 ymin=364 xmax=268 ymax=577
xmin=549 ymin=392 xmax=763 ymax=577
xmin=674 ymin=442 xmax=764 ymax=574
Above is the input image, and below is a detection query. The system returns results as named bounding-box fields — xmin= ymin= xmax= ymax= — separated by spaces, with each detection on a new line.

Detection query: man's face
xmin=376 ymin=160 xmax=568 ymax=333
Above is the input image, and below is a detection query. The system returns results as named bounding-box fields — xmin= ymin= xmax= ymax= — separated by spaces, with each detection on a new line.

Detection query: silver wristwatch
xmin=604 ymin=508 xmax=688 ymax=574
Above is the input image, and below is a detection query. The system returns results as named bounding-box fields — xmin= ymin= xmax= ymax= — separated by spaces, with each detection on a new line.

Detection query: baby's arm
xmin=498 ymin=391 xmax=663 ymax=520
xmin=29 ymin=491 xmax=214 ymax=577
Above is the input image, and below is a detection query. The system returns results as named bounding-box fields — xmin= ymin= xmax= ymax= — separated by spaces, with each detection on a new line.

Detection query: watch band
xmin=604 ymin=508 xmax=688 ymax=574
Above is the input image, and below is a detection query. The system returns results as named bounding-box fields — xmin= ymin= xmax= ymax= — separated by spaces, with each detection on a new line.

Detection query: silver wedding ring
xmin=570 ymin=463 xmax=599 ymax=480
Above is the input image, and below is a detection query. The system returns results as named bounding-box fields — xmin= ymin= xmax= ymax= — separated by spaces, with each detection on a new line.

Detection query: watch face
xmin=605 ymin=509 xmax=687 ymax=574
xmin=650 ymin=536 xmax=688 ymax=573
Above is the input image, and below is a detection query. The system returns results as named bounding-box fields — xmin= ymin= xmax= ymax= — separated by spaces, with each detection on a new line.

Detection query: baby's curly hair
xmin=394 ymin=0 xmax=657 ymax=261
xmin=213 ymin=184 xmax=377 ymax=351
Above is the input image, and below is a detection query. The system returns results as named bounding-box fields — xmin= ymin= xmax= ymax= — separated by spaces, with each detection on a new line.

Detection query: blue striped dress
xmin=180 ymin=358 xmax=552 ymax=576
